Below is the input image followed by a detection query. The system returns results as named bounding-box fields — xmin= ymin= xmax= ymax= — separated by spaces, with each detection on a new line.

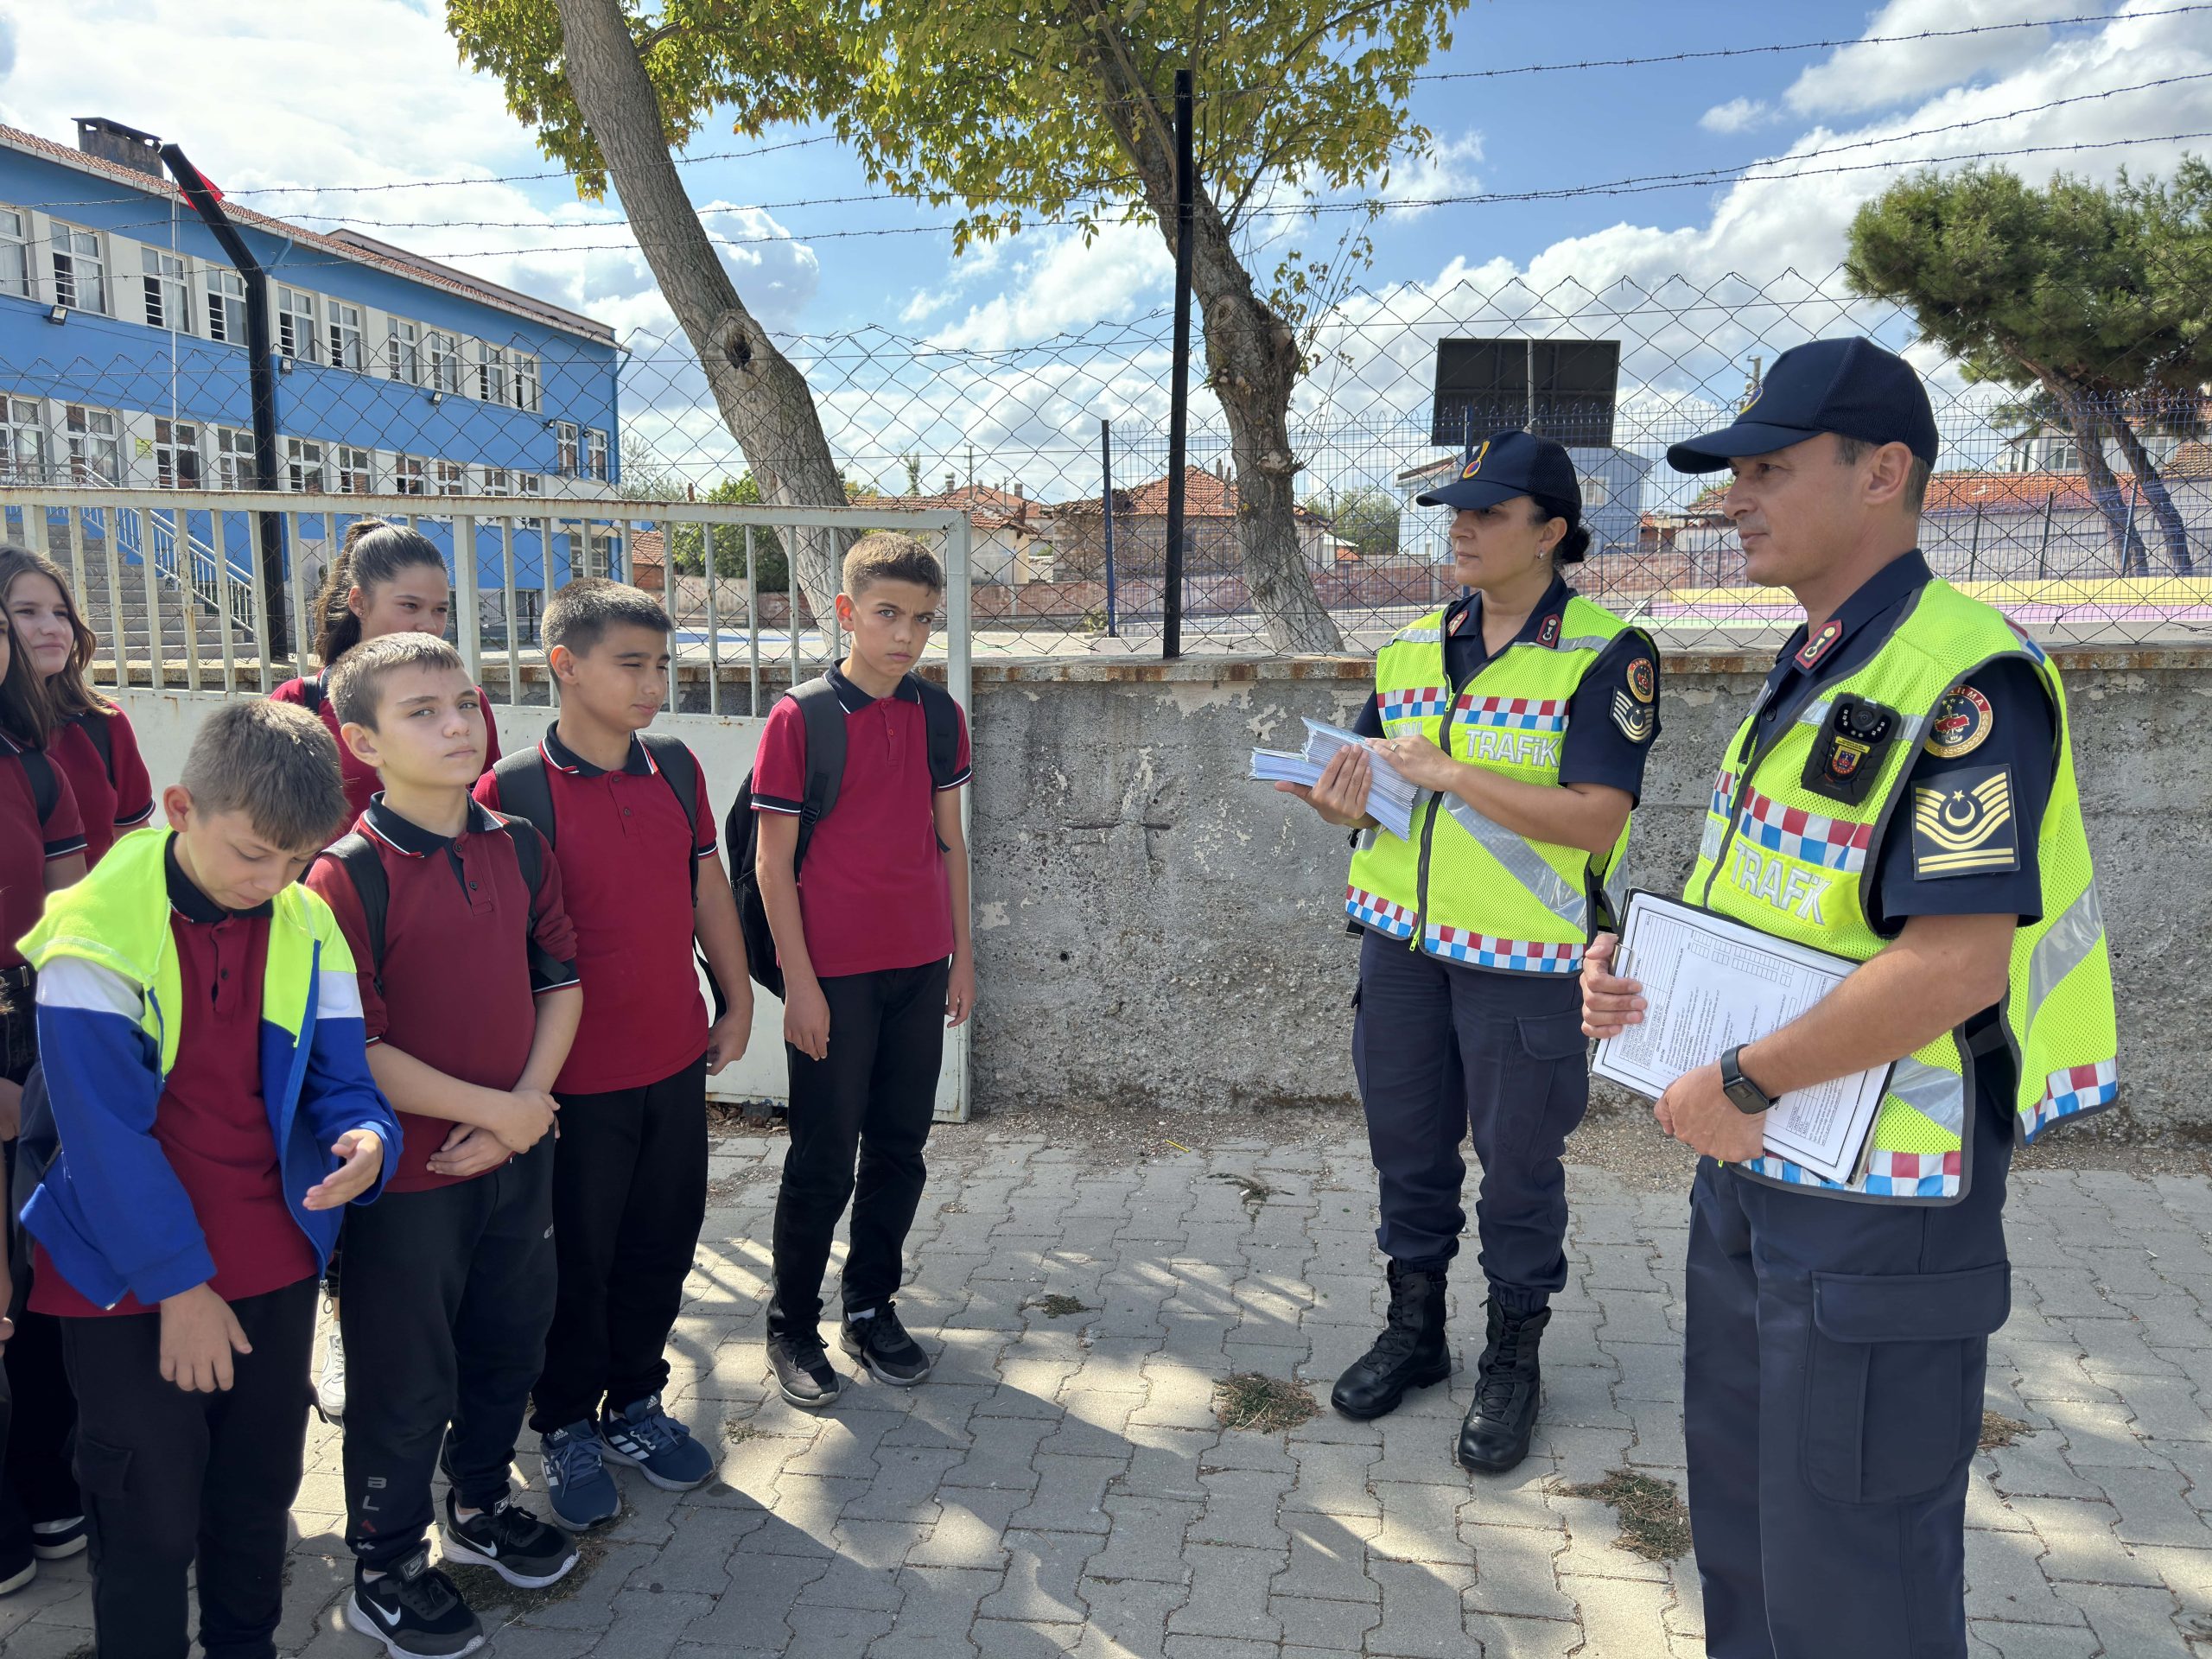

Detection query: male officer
xmin=1580 ymin=338 xmax=2118 ymax=1658
xmin=1283 ymin=429 xmax=1658 ymax=1474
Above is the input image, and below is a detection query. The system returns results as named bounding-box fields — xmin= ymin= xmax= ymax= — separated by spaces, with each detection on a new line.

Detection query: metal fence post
xmin=1101 ymin=417 xmax=1118 ymax=638
xmin=1162 ymin=65 xmax=1196 ymax=661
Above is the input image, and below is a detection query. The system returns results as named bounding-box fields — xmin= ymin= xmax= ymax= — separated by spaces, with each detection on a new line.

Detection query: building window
xmin=207 ymin=268 xmax=246 ymax=345
xmin=214 ymin=425 xmax=256 ymax=489
xmin=474 ymin=341 xmax=510 ymax=405
xmin=0 ymin=397 xmax=47 ymax=483
xmin=512 ymin=353 xmax=541 ymax=414
xmin=435 ymin=461 xmax=467 ymax=497
xmin=428 ymin=333 xmax=462 ymax=394
xmin=336 ymin=445 xmax=373 ymax=493
xmin=63 ymin=406 xmax=121 ymax=483
xmin=517 ymin=472 xmax=544 ymax=530
xmin=385 ymin=318 xmax=421 ymax=385
xmin=142 ymin=248 xmax=190 ymax=332
xmin=286 ymin=436 xmax=327 ymax=493
xmin=480 ymin=467 xmax=512 ymax=497
xmin=327 ymin=302 xmax=365 ymax=372
xmin=50 ymin=224 xmax=106 ymax=314
xmin=152 ymin=418 xmax=201 ymax=488
xmin=392 ymin=454 xmax=427 ymax=496
xmin=276 ymin=287 xmax=320 ymax=362
xmin=1576 ymin=474 xmax=1611 ymax=512
xmin=0 ymin=209 xmax=29 ymax=300
xmin=584 ymin=428 xmax=608 ymax=482
xmin=2046 ymin=436 xmax=2081 ymax=472
xmin=554 ymin=421 xmax=579 ymax=476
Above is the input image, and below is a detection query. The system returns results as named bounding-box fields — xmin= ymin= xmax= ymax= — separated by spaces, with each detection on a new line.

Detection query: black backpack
xmin=488 ymin=732 xmax=703 ymax=902
xmin=725 ymin=673 xmax=961 ymax=1001
xmin=297 ymin=673 xmax=328 ymax=715
xmin=18 ymin=746 xmax=59 ymax=826
xmin=315 ymin=812 xmax=546 ymax=995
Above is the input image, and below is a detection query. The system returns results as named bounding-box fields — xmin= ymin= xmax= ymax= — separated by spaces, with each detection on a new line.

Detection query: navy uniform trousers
xmin=1686 ymin=1051 xmax=2018 ymax=1659
xmin=1351 ymin=930 xmax=1591 ymax=1309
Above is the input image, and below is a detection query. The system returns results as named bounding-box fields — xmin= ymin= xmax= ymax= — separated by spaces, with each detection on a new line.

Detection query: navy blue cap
xmin=1667 ymin=337 xmax=1940 ymax=474
xmin=1415 ymin=429 xmax=1582 ymax=518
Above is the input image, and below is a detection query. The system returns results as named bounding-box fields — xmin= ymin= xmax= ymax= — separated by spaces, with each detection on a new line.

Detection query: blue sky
xmin=0 ymin=1 xmax=2206 ymax=492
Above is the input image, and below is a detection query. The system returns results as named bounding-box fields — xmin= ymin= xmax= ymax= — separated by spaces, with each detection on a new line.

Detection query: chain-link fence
xmin=3 ymin=265 xmax=2207 ymax=662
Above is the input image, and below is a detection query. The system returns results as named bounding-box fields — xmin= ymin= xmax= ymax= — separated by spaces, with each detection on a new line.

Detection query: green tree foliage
xmin=1301 ymin=486 xmax=1402 ymax=559
xmin=1847 ymin=162 xmax=2211 ymax=575
xmin=448 ymin=0 xmax=1467 ymax=650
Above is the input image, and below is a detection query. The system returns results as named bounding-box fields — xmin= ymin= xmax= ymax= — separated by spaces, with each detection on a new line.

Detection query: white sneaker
xmin=316 ymin=1324 xmax=347 ymax=1424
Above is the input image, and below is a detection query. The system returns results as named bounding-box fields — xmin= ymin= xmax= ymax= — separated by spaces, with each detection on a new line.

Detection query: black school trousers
xmin=530 ymin=1055 xmax=708 ymax=1433
xmin=767 ymin=959 xmax=950 ymax=1340
xmin=61 ymin=1276 xmax=319 ymax=1659
xmin=341 ymin=1139 xmax=556 ymax=1571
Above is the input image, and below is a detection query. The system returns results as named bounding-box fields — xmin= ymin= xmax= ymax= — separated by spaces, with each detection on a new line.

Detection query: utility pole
xmin=1162 ymin=66 xmax=1196 ymax=660
xmin=162 ymin=143 xmax=289 ymax=658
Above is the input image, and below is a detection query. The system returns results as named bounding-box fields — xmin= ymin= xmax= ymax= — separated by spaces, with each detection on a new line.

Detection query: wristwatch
xmin=1719 ymin=1046 xmax=1773 ymax=1116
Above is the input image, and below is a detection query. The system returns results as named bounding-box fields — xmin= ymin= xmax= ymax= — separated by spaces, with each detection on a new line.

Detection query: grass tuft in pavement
xmin=1561 ymin=1468 xmax=1694 ymax=1560
xmin=1214 ymin=1371 xmax=1319 ymax=1433
xmin=1028 ymin=1294 xmax=1092 ymax=1318
xmin=1979 ymin=1410 xmax=2033 ymax=1448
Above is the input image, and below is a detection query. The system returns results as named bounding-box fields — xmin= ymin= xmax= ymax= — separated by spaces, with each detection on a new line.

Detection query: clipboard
xmin=1594 ymin=890 xmax=1893 ymax=1185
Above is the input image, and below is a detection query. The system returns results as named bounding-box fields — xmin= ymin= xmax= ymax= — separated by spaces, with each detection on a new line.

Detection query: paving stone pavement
xmin=4 ymin=1127 xmax=2211 ymax=1657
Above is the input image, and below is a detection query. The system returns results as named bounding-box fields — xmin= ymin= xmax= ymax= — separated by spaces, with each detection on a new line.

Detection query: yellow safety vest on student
xmin=1686 ymin=579 xmax=2117 ymax=1202
xmin=1346 ymin=595 xmax=1643 ymax=974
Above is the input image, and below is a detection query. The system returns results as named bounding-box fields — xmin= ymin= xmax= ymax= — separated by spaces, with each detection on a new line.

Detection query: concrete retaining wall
xmin=109 ymin=645 xmax=2210 ymax=1127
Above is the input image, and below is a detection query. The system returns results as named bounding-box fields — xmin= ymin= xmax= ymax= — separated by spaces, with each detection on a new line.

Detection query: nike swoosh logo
xmin=372 ymin=1601 xmax=404 ymax=1629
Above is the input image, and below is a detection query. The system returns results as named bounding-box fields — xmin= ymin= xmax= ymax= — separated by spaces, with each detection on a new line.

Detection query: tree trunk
xmin=2028 ymin=365 xmax=2149 ymax=576
xmin=1074 ymin=7 xmax=1341 ymax=653
xmin=2103 ymin=412 xmax=2195 ymax=575
xmin=554 ymin=0 xmax=846 ymax=627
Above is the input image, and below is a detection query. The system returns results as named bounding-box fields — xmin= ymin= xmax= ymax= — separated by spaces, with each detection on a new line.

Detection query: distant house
xmin=1052 ymin=464 xmax=1346 ymax=580
xmin=1390 ymin=445 xmax=1650 ymax=563
xmin=847 ymin=480 xmax=1052 ymax=584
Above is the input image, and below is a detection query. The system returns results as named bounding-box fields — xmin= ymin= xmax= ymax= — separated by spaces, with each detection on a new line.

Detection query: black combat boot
xmin=1457 ymin=1299 xmax=1550 ymax=1474
xmin=1330 ymin=1261 xmax=1451 ymax=1420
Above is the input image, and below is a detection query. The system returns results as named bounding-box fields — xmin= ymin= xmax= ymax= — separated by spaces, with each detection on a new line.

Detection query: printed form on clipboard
xmin=1591 ymin=892 xmax=1893 ymax=1186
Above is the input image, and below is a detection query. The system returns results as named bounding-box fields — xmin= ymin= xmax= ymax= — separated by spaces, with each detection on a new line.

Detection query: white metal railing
xmin=0 ymin=486 xmax=975 ymax=718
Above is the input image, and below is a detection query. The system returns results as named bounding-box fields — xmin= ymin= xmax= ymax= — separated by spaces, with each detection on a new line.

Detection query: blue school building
xmin=0 ymin=116 xmax=628 ymax=644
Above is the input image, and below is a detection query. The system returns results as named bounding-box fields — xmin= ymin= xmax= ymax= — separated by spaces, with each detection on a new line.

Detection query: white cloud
xmin=1386 ymin=131 xmax=1484 ymax=214
xmin=1783 ymin=0 xmax=2088 ymax=118
xmin=1700 ymin=97 xmax=1771 ymax=134
xmin=0 ymin=0 xmax=821 ymax=342
xmin=925 ymin=217 xmax=1173 ymax=352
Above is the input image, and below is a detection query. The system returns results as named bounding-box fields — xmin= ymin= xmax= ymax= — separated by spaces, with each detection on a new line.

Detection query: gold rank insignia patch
xmin=1627 ymin=658 xmax=1656 ymax=703
xmin=1910 ymin=765 xmax=2018 ymax=878
xmin=1611 ymin=689 xmax=1655 ymax=743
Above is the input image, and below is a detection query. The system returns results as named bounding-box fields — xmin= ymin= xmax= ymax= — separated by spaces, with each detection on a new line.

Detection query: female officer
xmin=1279 ymin=429 xmax=1660 ymax=1473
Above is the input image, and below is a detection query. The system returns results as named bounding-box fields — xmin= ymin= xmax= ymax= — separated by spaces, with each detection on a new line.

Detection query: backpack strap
xmin=788 ymin=676 xmax=849 ymax=873
xmin=319 ymin=833 xmax=390 ymax=995
xmin=489 ymin=810 xmax=544 ymax=911
xmin=912 ymin=676 xmax=963 ymax=791
xmin=489 ymin=749 xmax=557 ymax=847
xmin=20 ymin=747 xmax=57 ymax=827
xmin=78 ymin=709 xmax=115 ymax=781
xmin=300 ymin=673 xmax=326 ymax=716
xmin=637 ymin=731 xmax=702 ymax=903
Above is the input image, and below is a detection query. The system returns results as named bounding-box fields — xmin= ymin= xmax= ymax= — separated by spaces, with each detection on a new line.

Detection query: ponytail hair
xmin=0 ymin=608 xmax=55 ymax=747
xmin=311 ymin=518 xmax=448 ymax=666
xmin=0 ymin=543 xmax=107 ymax=720
xmin=1529 ymin=496 xmax=1592 ymax=565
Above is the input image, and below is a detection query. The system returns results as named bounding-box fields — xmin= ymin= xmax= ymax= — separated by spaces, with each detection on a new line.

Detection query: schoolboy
xmin=474 ymin=578 xmax=751 ymax=1529
xmin=17 ymin=698 xmax=398 ymax=1658
xmin=753 ymin=532 xmax=975 ymax=1408
xmin=308 ymin=635 xmax=584 ymax=1657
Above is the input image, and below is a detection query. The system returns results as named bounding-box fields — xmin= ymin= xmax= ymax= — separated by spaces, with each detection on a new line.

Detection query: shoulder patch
xmin=1627 ymin=658 xmax=1656 ymax=703
xmin=1611 ymin=689 xmax=1656 ymax=744
xmin=1910 ymin=765 xmax=2018 ymax=879
xmin=1925 ymin=683 xmax=1993 ymax=759
xmin=1795 ymin=619 xmax=1843 ymax=671
xmin=1537 ymin=613 xmax=1562 ymax=648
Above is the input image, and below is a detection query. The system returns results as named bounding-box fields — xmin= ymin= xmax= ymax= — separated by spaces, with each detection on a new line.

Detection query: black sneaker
xmin=29 ymin=1516 xmax=86 ymax=1561
xmin=440 ymin=1491 xmax=579 ymax=1590
xmin=0 ymin=1540 xmax=32 ymax=1597
xmin=766 ymin=1332 xmax=842 ymax=1408
xmin=840 ymin=1303 xmax=933 ymax=1386
xmin=346 ymin=1547 xmax=485 ymax=1658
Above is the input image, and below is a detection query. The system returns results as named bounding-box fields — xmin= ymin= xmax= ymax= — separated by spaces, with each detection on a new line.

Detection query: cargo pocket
xmin=1802 ymin=1262 xmax=2009 ymax=1505
xmin=75 ymin=1434 xmax=131 ymax=1503
xmin=1515 ymin=1009 xmax=1588 ymax=1064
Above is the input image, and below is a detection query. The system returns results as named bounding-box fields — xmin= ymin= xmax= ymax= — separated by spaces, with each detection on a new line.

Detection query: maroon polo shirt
xmin=34 ymin=840 xmax=317 ymax=1318
xmin=273 ymin=672 xmax=504 ymax=833
xmin=751 ymin=667 xmax=971 ymax=979
xmin=53 ymin=708 xmax=155 ymax=866
xmin=0 ymin=732 xmax=85 ymax=969
xmin=474 ymin=729 xmax=715 ymax=1096
xmin=308 ymin=797 xmax=578 ymax=1193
